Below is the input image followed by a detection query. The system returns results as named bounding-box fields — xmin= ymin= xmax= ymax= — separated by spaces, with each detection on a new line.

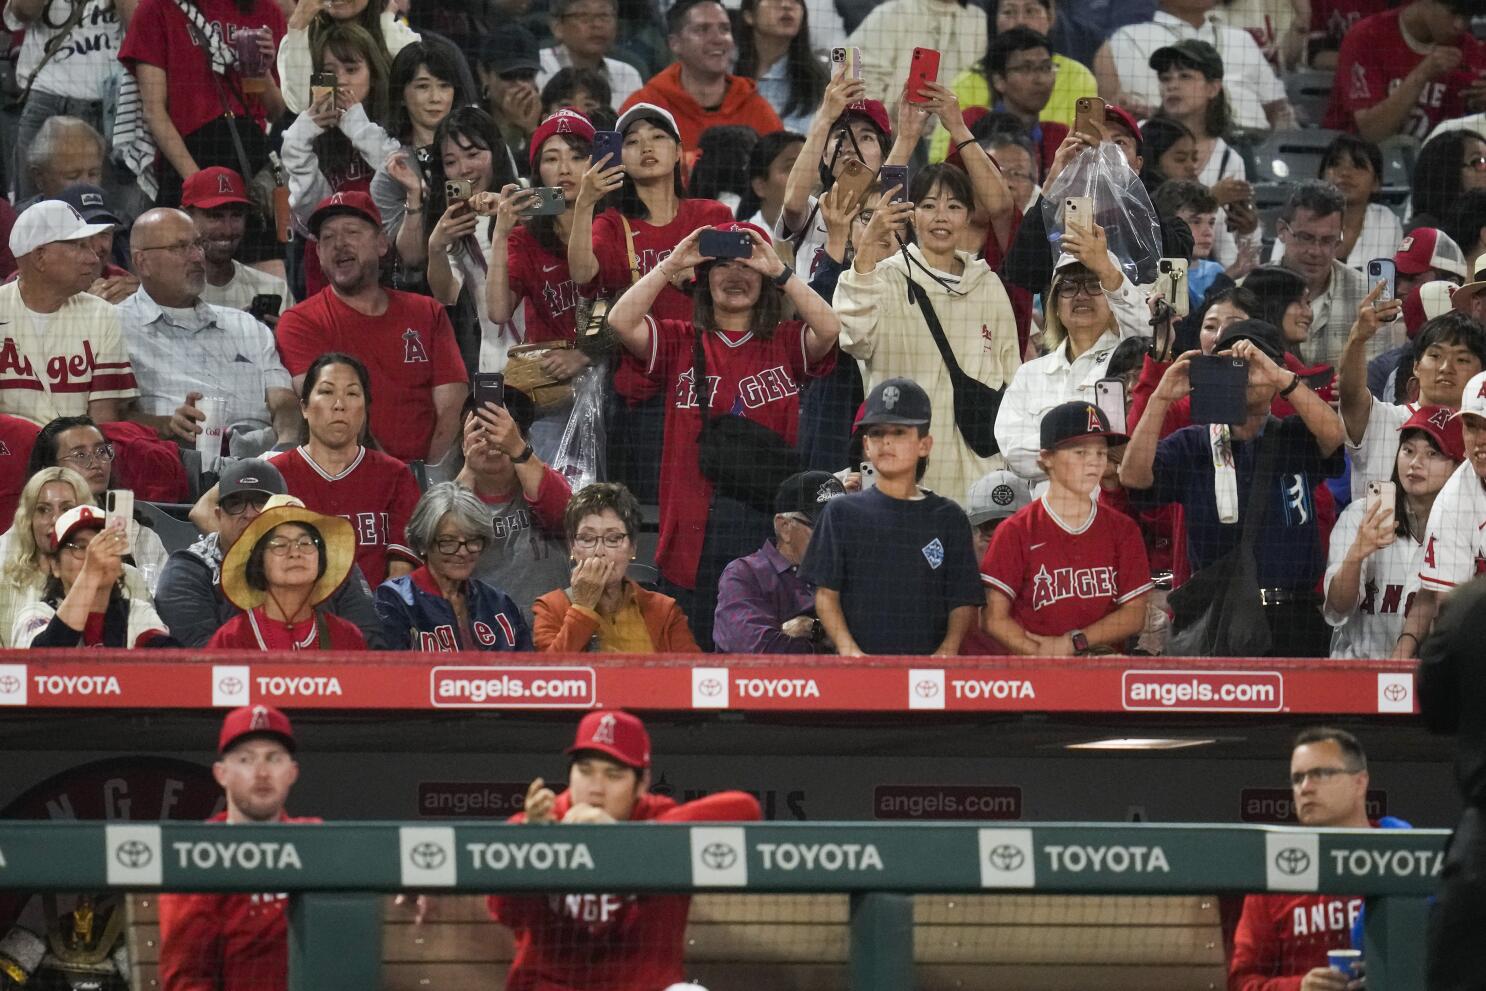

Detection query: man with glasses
xmin=1274 ymin=180 xmax=1378 ymax=367
xmin=117 ymin=208 xmax=301 ymax=459
xmin=984 ymin=28 xmax=1069 ymax=172
xmin=1229 ymin=727 xmax=1378 ymax=991
xmin=538 ymin=0 xmax=643 ymax=107
xmin=158 ymin=705 xmax=315 ymax=991
xmin=153 ymin=458 xmax=386 ymax=647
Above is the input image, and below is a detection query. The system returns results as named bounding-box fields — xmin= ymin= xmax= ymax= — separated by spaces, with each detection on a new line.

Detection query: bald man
xmin=118 ymin=209 xmax=300 ymax=455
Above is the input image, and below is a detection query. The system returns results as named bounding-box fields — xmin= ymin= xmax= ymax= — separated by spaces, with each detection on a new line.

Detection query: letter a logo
xmin=250 ymin=705 xmax=270 ymax=730
xmin=1085 ymin=406 xmax=1102 ymax=432
xmin=593 ymin=713 xmax=617 ymax=745
xmin=403 ymin=328 xmax=430 ymax=364
xmin=1429 ymin=407 xmax=1452 ymax=429
xmin=218 ymin=173 xmax=233 ymax=194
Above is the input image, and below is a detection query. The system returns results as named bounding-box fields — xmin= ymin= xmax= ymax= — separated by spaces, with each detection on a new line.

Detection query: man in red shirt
xmin=1229 ymin=727 xmax=1373 ymax=991
xmin=1324 ymin=0 xmax=1486 ymax=143
xmin=158 ymin=705 xmax=318 ymax=991
xmin=275 ymin=192 xmax=469 ymax=465
xmin=488 ymin=710 xmax=762 ymax=991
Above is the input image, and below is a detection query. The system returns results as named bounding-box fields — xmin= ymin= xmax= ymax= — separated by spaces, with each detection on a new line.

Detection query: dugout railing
xmin=0 ymin=820 xmax=1447 ymax=990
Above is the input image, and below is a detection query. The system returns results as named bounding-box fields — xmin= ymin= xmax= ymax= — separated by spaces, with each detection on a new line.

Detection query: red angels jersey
xmin=645 ymin=316 xmax=834 ymax=588
xmin=507 ymin=226 xmax=581 ymax=345
xmin=590 ymin=199 xmax=735 ymax=323
xmin=980 ymin=496 xmax=1153 ymax=639
xmin=268 ymin=446 xmax=420 ymax=586
xmin=1324 ymin=8 xmax=1486 ymax=139
xmin=487 ymin=789 xmax=761 ymax=991
xmin=0 ymin=414 xmax=38 ymax=533
xmin=157 ymin=812 xmax=320 ymax=991
xmin=1228 ymin=894 xmax=1364 ymax=991
xmin=1417 ymin=459 xmax=1486 ymax=593
xmin=274 ymin=287 xmax=466 ymax=463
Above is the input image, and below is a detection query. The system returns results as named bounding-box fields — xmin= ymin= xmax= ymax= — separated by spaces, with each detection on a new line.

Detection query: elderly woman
xmin=534 ymin=483 xmax=699 ymax=653
xmin=11 ymin=506 xmax=175 ymax=648
xmin=374 ymin=482 xmax=532 ymax=652
xmin=207 ymin=494 xmax=367 ymax=650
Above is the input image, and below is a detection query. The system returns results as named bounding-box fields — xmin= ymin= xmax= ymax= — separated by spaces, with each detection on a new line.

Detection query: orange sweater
xmin=620 ymin=64 xmax=782 ymax=160
xmin=533 ymin=582 xmax=700 ymax=653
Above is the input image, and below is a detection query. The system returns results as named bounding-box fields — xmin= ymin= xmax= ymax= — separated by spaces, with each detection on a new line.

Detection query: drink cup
xmin=1328 ymin=949 xmax=1362 ymax=981
xmin=195 ymin=398 xmax=228 ymax=473
xmin=234 ymin=29 xmax=268 ymax=92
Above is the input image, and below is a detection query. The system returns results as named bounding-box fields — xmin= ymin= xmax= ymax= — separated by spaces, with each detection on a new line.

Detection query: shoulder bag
xmin=903 ymin=272 xmax=1004 ymax=459
xmin=692 ymin=330 xmax=800 ymax=512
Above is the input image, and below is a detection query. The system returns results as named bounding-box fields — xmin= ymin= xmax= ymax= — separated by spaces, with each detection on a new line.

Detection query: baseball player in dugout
xmin=158 ymin=706 xmax=317 ymax=991
xmin=488 ymin=710 xmax=761 ymax=990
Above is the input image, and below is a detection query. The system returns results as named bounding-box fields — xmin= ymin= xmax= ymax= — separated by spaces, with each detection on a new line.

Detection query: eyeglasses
xmin=60 ymin=541 xmax=89 ymax=556
xmin=559 ymin=10 xmax=616 ymax=24
xmin=1003 ymin=60 xmax=1056 ymax=76
xmin=573 ymin=532 xmax=629 ymax=549
xmin=220 ymin=493 xmax=271 ymax=517
xmin=1280 ymin=222 xmax=1343 ymax=249
xmin=57 ymin=444 xmax=115 ymax=468
xmin=265 ymin=535 xmax=320 ymax=556
xmin=1465 ymin=156 xmax=1486 ymax=171
xmin=1289 ymin=766 xmax=1361 ymax=787
xmin=1056 ymin=278 xmax=1103 ymax=298
xmin=136 ymin=238 xmax=209 ymax=256
xmin=434 ymin=535 xmax=487 ymax=555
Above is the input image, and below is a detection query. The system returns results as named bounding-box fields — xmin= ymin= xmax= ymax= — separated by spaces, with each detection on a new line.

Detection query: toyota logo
xmin=697 ymin=678 xmax=723 ymax=697
xmin=409 ymin=843 xmax=447 ymax=870
xmin=914 ymin=680 xmax=940 ymax=698
xmin=0 ymin=676 xmax=18 ymax=694
xmin=986 ymin=844 xmax=1025 ymax=872
xmin=1274 ymin=848 xmax=1311 ymax=875
xmin=217 ymin=677 xmax=243 ymax=696
xmin=1382 ymin=683 xmax=1407 ymax=703
xmin=115 ymin=840 xmax=153 ymax=869
xmin=701 ymin=843 xmax=738 ymax=870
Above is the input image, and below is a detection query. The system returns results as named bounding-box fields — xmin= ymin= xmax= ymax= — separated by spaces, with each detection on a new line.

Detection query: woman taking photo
xmin=734 ymin=0 xmax=827 ymax=134
xmin=208 ymin=493 xmax=368 ymax=649
xmin=277 ymin=0 xmax=418 ymax=117
xmin=11 ymin=506 xmax=175 ymax=649
xmin=1324 ymin=406 xmax=1461 ymax=659
xmin=533 ymin=482 xmax=698 ymax=652
xmin=605 ymin=220 xmax=840 ymax=648
xmin=374 ymin=482 xmax=532 ymax=651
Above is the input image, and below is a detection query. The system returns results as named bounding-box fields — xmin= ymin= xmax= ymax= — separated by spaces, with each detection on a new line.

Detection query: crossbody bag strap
xmin=621 ymin=215 xmax=640 ymax=285
xmin=692 ymin=328 xmax=711 ymax=428
xmin=1237 ymin=427 xmax=1280 ymax=554
xmin=18 ymin=0 xmax=91 ymax=102
xmin=903 ymin=272 xmax=967 ymax=385
xmin=171 ymin=0 xmax=255 ymax=180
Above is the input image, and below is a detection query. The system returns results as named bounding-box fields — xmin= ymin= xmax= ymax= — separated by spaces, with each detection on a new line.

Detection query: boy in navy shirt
xmin=800 ymin=378 xmax=983 ymax=655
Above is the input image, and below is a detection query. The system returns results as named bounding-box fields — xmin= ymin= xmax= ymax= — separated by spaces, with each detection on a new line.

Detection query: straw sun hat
xmin=220 ymin=494 xmax=355 ymax=611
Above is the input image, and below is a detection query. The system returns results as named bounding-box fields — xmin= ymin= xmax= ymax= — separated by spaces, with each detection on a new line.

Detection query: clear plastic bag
xmin=550 ymin=359 xmax=608 ymax=491
xmin=1040 ymin=142 xmax=1163 ymax=287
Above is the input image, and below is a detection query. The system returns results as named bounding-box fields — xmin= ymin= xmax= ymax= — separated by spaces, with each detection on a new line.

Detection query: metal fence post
xmin=1363 ymin=895 xmax=1430 ymax=990
xmin=287 ymin=892 xmax=383 ymax=991
xmin=849 ymin=891 xmax=914 ymax=991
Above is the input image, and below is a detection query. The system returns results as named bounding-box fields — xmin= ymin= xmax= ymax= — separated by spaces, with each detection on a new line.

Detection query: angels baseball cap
xmin=966 ymin=469 xmax=1032 ymax=525
xmin=219 ymin=704 xmax=296 ymax=755
xmin=1103 ymin=103 xmax=1143 ymax=144
xmin=566 ymin=710 xmax=650 ymax=769
xmin=775 ymin=470 xmax=845 ymax=525
xmin=50 ymin=504 xmax=106 ymax=552
xmin=529 ymin=107 xmax=597 ymax=167
xmin=181 ymin=166 xmax=252 ymax=210
xmin=308 ymin=191 xmax=382 ymax=236
xmin=616 ymin=103 xmax=680 ymax=142
xmin=1395 ymin=228 xmax=1467 ymax=279
xmin=55 ymin=183 xmax=121 ymax=226
xmin=1040 ymin=400 xmax=1127 ymax=449
xmin=858 ymin=377 xmax=931 ymax=429
xmin=833 ymin=99 xmax=891 ymax=139
xmin=9 ymin=200 xmax=111 ymax=258
xmin=1401 ymin=404 xmax=1465 ymax=462
xmin=1453 ymin=370 xmax=1486 ymax=423
xmin=218 ymin=458 xmax=287 ymax=500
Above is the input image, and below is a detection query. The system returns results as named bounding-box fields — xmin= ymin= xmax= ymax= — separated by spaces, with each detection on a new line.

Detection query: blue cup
xmin=1328 ymin=948 xmax=1362 ymax=980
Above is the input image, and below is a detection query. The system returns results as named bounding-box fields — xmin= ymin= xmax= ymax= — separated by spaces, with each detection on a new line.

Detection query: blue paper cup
xmin=1328 ymin=948 xmax=1362 ymax=980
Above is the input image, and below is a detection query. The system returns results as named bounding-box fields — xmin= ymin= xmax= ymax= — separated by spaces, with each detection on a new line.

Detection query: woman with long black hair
xmin=733 ymin=0 xmax=827 ymax=134
xmin=277 ymin=0 xmax=418 ymax=116
xmin=1410 ymin=130 xmax=1486 ymax=231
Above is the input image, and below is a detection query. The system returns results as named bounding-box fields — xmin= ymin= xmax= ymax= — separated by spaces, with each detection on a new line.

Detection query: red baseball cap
xmin=181 ymin=167 xmax=251 ymax=210
xmin=1103 ymin=103 xmax=1143 ymax=144
xmin=530 ymin=107 xmax=596 ymax=168
xmin=1402 ymin=404 xmax=1465 ymax=462
xmin=49 ymin=504 xmax=106 ymax=552
xmin=1395 ymin=227 xmax=1468 ymax=279
xmin=308 ymin=191 xmax=382 ymax=236
xmin=565 ymin=710 xmax=649 ymax=769
xmin=834 ymin=99 xmax=891 ymax=140
xmin=1403 ymin=280 xmax=1457 ymax=338
xmin=219 ymin=704 xmax=296 ymax=755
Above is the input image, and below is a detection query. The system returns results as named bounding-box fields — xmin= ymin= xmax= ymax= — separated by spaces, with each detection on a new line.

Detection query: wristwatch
xmin=510 ymin=443 xmax=534 ymax=464
xmin=1070 ymin=630 xmax=1090 ymax=654
xmin=772 ymin=265 xmax=794 ymax=288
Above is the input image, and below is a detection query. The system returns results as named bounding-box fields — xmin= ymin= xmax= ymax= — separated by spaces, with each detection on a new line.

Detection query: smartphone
xmin=834 ymin=159 xmax=875 ymax=207
xmin=517 ymin=186 xmax=567 ymax=217
xmin=906 ymin=47 xmax=940 ymax=103
xmin=1367 ymin=258 xmax=1397 ymax=303
xmin=105 ymin=490 xmax=133 ymax=554
xmin=1074 ymin=96 xmax=1106 ymax=142
xmin=859 ymin=461 xmax=877 ymax=490
xmin=1158 ymin=257 xmax=1190 ymax=317
xmin=830 ymin=46 xmax=863 ymax=80
xmin=879 ymin=164 xmax=909 ymax=204
xmin=1366 ymin=479 xmax=1397 ymax=533
xmin=591 ymin=130 xmax=623 ymax=167
xmin=1094 ymin=378 xmax=1128 ymax=436
xmin=472 ymin=371 xmax=505 ymax=410
xmin=310 ymin=71 xmax=337 ymax=108
xmin=1064 ymin=195 xmax=1093 ymax=234
xmin=1188 ymin=355 xmax=1250 ymax=426
xmin=248 ymin=293 xmax=282 ymax=323
xmin=699 ymin=229 xmax=753 ymax=259
xmin=444 ymin=178 xmax=473 ymax=202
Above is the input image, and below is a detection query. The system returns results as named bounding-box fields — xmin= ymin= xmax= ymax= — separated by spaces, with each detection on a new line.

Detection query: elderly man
xmin=713 ymin=471 xmax=844 ymax=654
xmin=153 ymin=459 xmax=385 ymax=647
xmin=182 ymin=167 xmax=291 ymax=320
xmin=0 ymin=201 xmax=137 ymax=425
xmin=274 ymin=192 xmax=467 ymax=466
xmin=20 ymin=117 xmax=105 ymax=205
xmin=1272 ymin=181 xmax=1379 ymax=368
xmin=117 ymin=208 xmax=300 ymax=458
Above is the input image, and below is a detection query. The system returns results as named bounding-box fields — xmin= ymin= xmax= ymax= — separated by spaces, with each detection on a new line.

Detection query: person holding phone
xmin=275 ymin=0 xmax=419 ymax=119
xmin=183 ymin=168 xmax=295 ymax=319
xmin=844 ymin=9 xmax=984 ymax=107
xmin=1324 ymin=406 xmax=1462 ymax=659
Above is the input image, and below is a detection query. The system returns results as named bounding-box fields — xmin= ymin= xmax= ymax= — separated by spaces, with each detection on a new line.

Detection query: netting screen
xmin=1 ymin=0 xmax=1483 ymax=659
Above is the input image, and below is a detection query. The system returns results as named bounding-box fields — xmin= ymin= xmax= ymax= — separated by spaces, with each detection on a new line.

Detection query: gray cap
xmin=966 ymin=469 xmax=1032 ymax=525
xmin=218 ymin=459 xmax=286 ymax=500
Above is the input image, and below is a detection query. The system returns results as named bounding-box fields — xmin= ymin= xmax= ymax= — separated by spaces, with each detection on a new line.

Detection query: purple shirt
xmin=712 ymin=540 xmax=820 ymax=654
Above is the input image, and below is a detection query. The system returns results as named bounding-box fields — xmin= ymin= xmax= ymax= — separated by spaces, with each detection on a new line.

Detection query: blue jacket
xmin=375 ymin=567 xmax=533 ymax=652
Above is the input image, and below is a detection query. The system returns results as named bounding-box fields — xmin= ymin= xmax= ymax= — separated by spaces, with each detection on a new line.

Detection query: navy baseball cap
xmin=1039 ymin=401 xmax=1127 ymax=450
xmin=55 ymin=183 xmax=121 ymax=226
xmin=858 ymin=378 xmax=931 ymax=429
xmin=1215 ymin=318 xmax=1287 ymax=364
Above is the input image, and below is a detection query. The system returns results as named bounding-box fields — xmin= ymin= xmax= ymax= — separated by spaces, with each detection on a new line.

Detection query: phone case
xmin=472 ymin=373 xmax=505 ymax=409
xmin=310 ymin=73 xmax=336 ymax=105
xmin=1064 ymin=196 xmax=1093 ymax=232
xmin=591 ymin=131 xmax=623 ymax=166
xmin=1367 ymin=259 xmax=1397 ymax=301
xmin=906 ymin=47 xmax=940 ymax=102
xmin=880 ymin=165 xmax=909 ymax=203
xmin=1159 ymin=258 xmax=1189 ymax=317
xmin=1094 ymin=379 xmax=1127 ymax=436
xmin=1074 ymin=97 xmax=1105 ymax=139
xmin=1188 ymin=356 xmax=1249 ymax=426
xmin=445 ymin=179 xmax=472 ymax=202
xmin=106 ymin=490 xmax=134 ymax=553
xmin=834 ymin=160 xmax=874 ymax=206
xmin=699 ymin=230 xmax=753 ymax=258
xmin=518 ymin=187 xmax=567 ymax=216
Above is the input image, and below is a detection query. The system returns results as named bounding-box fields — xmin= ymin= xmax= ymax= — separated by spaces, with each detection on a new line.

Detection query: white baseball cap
xmin=615 ymin=102 xmax=680 ymax=141
xmin=1453 ymin=370 xmax=1486 ymax=423
xmin=966 ymin=469 xmax=1032 ymax=525
xmin=9 ymin=200 xmax=111 ymax=259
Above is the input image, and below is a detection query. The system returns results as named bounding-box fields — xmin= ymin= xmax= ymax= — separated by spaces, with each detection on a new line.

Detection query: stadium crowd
xmin=0 ymin=0 xmax=1483 ymax=662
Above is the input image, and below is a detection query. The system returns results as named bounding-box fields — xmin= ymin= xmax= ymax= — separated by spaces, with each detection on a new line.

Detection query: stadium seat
xmin=1249 ymin=129 xmax=1343 ymax=186
xmin=1283 ymin=69 xmax=1334 ymax=129
xmin=1376 ymin=135 xmax=1420 ymax=211
xmin=136 ymin=501 xmax=203 ymax=555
